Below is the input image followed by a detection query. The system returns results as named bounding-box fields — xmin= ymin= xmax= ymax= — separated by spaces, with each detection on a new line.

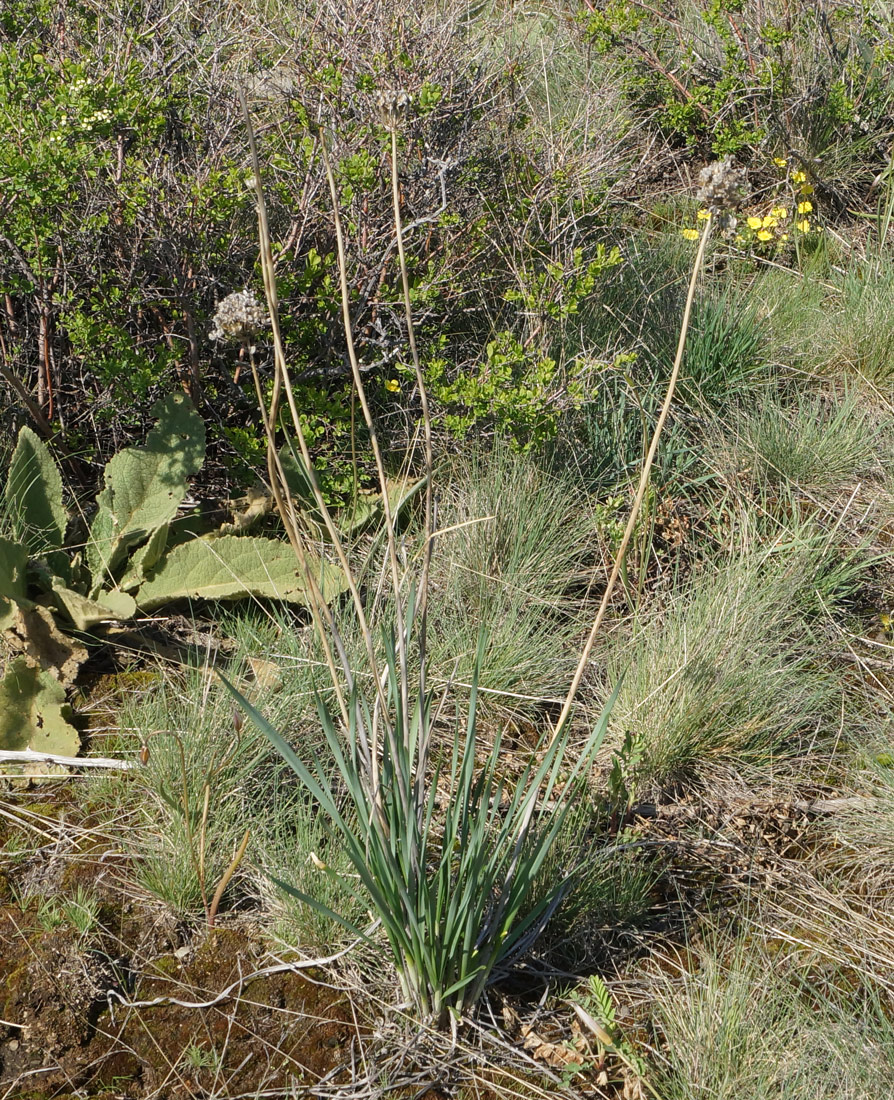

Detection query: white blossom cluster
xmin=208 ymin=290 xmax=268 ymax=342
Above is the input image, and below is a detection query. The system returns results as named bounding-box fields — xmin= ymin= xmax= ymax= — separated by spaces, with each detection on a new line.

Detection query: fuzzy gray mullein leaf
xmin=208 ymin=289 xmax=268 ymax=342
xmin=696 ymin=156 xmax=747 ymax=234
xmin=375 ymin=88 xmax=411 ymax=131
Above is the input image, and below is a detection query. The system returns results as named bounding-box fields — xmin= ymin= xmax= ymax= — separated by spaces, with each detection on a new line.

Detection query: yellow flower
xmin=680 ymin=228 xmax=699 ymax=240
xmin=384 ymin=378 xmax=400 ymax=392
xmin=757 ymin=230 xmax=773 ymax=241
xmin=780 ymin=233 xmax=789 ymax=242
xmin=799 ymin=183 xmax=814 ymax=195
xmin=696 ymin=209 xmax=711 ymax=220
xmin=746 ymin=216 xmax=762 ymax=230
xmin=796 ymin=219 xmax=810 ymax=232
xmin=792 ymin=170 xmax=807 ymax=184
xmin=771 ymin=206 xmax=788 ymax=219
xmin=761 ymin=215 xmax=779 ymax=228
xmin=773 ymin=157 xmax=787 ymax=168
xmin=797 ymin=200 xmax=813 ymax=214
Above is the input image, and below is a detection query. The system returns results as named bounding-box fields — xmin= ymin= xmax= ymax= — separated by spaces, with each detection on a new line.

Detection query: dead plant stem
xmin=556 ymin=218 xmax=713 ymax=733
xmin=389 ymin=125 xmax=436 ymax=802
xmin=318 ymin=126 xmax=413 ymax=814
xmin=239 ymin=86 xmax=387 ymax=752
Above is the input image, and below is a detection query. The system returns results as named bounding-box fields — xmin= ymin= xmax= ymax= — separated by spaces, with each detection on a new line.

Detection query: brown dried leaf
xmin=221 ymin=485 xmax=272 ymax=534
xmin=622 ymin=1071 xmax=645 ymax=1100
xmin=2 ymin=604 xmax=88 ymax=688
xmin=521 ymin=1025 xmax=579 ymax=1068
xmin=247 ymin=657 xmax=283 ymax=693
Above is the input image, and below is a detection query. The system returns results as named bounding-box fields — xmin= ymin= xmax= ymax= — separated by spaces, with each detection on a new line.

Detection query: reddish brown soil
xmin=0 ymin=806 xmax=361 ymax=1100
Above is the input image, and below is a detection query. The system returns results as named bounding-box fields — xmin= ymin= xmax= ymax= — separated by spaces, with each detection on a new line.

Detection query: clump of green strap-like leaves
xmin=228 ymin=623 xmax=616 ymax=1026
xmin=216 ymin=87 xmax=625 ymax=1029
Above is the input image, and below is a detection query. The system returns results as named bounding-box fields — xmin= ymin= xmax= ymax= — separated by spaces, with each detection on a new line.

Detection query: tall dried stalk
xmin=556 ymin=218 xmax=714 ymax=734
xmin=232 ymin=84 xmax=718 ymax=1026
xmin=238 ymin=86 xmax=388 ymax=773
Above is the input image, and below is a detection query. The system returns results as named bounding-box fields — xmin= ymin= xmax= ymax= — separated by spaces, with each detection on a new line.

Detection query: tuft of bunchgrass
xmin=650 ymin=930 xmax=894 ymax=1100
xmin=602 ymin=543 xmax=855 ymax=792
xmin=717 ymin=386 xmax=882 ymax=492
xmin=425 ymin=447 xmax=597 ymax=718
xmin=678 ymin=295 xmax=769 ymax=408
xmin=824 ymin=752 xmax=894 ymax=914
xmin=250 ymin=757 xmax=369 ymax=949
xmin=543 ymin=823 xmax=659 ymax=970
xmin=109 ymin=663 xmax=275 ymax=921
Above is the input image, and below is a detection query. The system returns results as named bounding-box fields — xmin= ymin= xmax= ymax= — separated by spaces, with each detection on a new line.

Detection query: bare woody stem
xmin=555 ymin=216 xmax=714 ymax=735
xmin=238 ymin=86 xmax=391 ymax=758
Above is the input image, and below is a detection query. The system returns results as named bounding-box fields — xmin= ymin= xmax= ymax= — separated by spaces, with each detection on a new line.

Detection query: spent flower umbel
xmin=209 ymin=289 xmax=268 ymax=342
xmin=375 ymin=88 xmax=411 ymax=131
xmin=696 ymin=156 xmax=747 ymax=233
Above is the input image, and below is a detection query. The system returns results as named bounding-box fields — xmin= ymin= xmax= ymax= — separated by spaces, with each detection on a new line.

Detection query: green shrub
xmin=1 ymin=1 xmax=631 ymax=471
xmin=583 ymin=0 xmax=894 ymax=178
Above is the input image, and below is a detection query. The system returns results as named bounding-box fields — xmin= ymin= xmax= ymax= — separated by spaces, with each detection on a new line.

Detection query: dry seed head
xmin=209 ymin=289 xmax=268 ymax=342
xmin=375 ymin=88 xmax=411 ymax=130
xmin=696 ymin=156 xmax=747 ymax=231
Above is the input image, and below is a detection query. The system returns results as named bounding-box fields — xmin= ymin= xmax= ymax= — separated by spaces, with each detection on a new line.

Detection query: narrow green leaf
xmin=270 ymin=876 xmax=369 ymax=941
xmin=219 ymin=673 xmax=339 ymax=817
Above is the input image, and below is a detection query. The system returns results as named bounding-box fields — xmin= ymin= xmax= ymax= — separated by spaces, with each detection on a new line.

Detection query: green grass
xmin=757 ymin=257 xmax=894 ymax=389
xmin=226 ymin=620 xmax=618 ymax=1026
xmin=601 ymin=541 xmax=859 ymax=792
xmin=5 ymin=0 xmax=894 ymax=1087
xmin=100 ymin=656 xmax=302 ymax=921
xmin=651 ymin=930 xmax=894 ymax=1100
xmin=717 ymin=387 xmax=883 ymax=493
xmin=250 ymin=769 xmax=370 ymax=950
xmin=678 ymin=294 xmax=770 ymax=408
xmin=425 ymin=446 xmax=599 ymax=719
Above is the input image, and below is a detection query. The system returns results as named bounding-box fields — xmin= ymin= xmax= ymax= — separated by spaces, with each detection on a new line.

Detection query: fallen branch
xmin=0 ymin=749 xmax=137 ymax=770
